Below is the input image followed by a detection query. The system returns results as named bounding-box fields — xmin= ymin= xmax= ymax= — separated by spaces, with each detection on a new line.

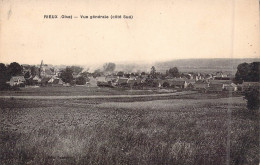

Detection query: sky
xmin=0 ymin=0 xmax=259 ymax=65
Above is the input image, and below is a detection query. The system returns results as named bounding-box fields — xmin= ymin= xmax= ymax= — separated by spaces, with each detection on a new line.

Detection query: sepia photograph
xmin=0 ymin=0 xmax=259 ymax=164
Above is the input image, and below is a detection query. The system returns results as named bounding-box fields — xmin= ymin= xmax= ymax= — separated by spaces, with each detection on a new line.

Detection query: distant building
xmin=40 ymin=77 xmax=51 ymax=86
xmin=193 ymin=81 xmax=209 ymax=91
xmin=39 ymin=60 xmax=56 ymax=78
xmin=105 ymin=75 xmax=119 ymax=82
xmin=96 ymin=76 xmax=106 ymax=82
xmin=7 ymin=76 xmax=26 ymax=86
xmin=208 ymin=83 xmax=224 ymax=92
xmin=51 ymin=78 xmax=64 ymax=86
xmin=116 ymin=78 xmax=128 ymax=86
xmin=167 ymin=78 xmax=188 ymax=89
xmin=223 ymin=83 xmax=238 ymax=92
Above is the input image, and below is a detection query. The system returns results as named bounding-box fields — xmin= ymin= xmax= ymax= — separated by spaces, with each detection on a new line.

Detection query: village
xmin=3 ymin=60 xmax=258 ymax=94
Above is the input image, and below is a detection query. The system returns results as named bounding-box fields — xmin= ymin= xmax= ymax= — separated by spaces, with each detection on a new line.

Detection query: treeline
xmin=0 ymin=62 xmax=23 ymax=90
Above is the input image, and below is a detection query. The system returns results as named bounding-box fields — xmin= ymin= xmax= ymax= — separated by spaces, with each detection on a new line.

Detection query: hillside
xmin=115 ymin=58 xmax=259 ymax=74
xmin=154 ymin=58 xmax=260 ymax=74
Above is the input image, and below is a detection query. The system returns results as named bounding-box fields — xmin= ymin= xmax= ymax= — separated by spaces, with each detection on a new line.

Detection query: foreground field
xmin=0 ymin=96 xmax=258 ymax=165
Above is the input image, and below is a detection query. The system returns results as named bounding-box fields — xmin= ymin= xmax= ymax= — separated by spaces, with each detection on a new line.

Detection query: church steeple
xmin=39 ymin=60 xmax=44 ymax=78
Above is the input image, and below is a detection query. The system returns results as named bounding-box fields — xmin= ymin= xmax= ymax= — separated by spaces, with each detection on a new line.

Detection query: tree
xmin=117 ymin=71 xmax=124 ymax=77
xmin=162 ymin=82 xmax=170 ymax=88
xmin=80 ymin=71 xmax=90 ymax=78
xmin=150 ymin=66 xmax=156 ymax=79
xmin=247 ymin=62 xmax=260 ymax=82
xmin=235 ymin=63 xmax=250 ymax=83
xmin=0 ymin=63 xmax=9 ymax=90
xmin=24 ymin=71 xmax=31 ymax=79
xmin=30 ymin=66 xmax=38 ymax=77
xmin=244 ymin=86 xmax=259 ymax=110
xmin=7 ymin=62 xmax=23 ymax=77
xmin=70 ymin=66 xmax=84 ymax=75
xmin=103 ymin=63 xmax=116 ymax=72
xmin=93 ymin=69 xmax=102 ymax=78
xmin=0 ymin=63 xmax=7 ymax=72
xmin=60 ymin=67 xmax=74 ymax=84
xmin=76 ymin=76 xmax=86 ymax=85
xmin=167 ymin=67 xmax=179 ymax=78
xmin=235 ymin=62 xmax=259 ymax=83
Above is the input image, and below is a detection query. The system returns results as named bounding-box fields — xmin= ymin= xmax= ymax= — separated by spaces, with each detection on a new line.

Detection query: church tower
xmin=39 ymin=60 xmax=45 ymax=78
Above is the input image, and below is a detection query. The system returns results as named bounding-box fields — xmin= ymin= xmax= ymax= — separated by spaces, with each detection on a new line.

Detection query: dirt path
xmin=0 ymin=91 xmax=197 ymax=99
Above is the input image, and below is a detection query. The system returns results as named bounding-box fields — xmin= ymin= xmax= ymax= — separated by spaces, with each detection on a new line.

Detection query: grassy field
xmin=0 ymin=95 xmax=259 ymax=165
xmin=0 ymin=86 xmax=176 ymax=96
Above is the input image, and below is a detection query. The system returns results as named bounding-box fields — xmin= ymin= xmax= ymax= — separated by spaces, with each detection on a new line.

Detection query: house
xmin=105 ymin=75 xmax=119 ymax=82
xmin=96 ymin=76 xmax=113 ymax=87
xmin=7 ymin=76 xmax=26 ymax=86
xmin=26 ymin=75 xmax=41 ymax=85
xmin=47 ymin=77 xmax=57 ymax=83
xmin=207 ymin=80 xmax=233 ymax=92
xmin=32 ymin=75 xmax=41 ymax=83
xmin=52 ymin=78 xmax=64 ymax=86
xmin=223 ymin=83 xmax=237 ymax=92
xmin=40 ymin=77 xmax=51 ymax=86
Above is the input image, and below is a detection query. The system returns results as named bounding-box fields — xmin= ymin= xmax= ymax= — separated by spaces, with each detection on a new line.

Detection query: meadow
xmin=0 ymin=86 xmax=158 ymax=96
xmin=0 ymin=95 xmax=259 ymax=165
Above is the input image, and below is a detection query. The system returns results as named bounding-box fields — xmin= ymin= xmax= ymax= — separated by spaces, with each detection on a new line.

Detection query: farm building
xmin=223 ymin=83 xmax=238 ymax=92
xmin=193 ymin=81 xmax=209 ymax=91
xmin=7 ymin=76 xmax=26 ymax=86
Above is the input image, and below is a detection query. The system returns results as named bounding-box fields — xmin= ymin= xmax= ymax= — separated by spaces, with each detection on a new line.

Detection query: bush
xmin=244 ymin=87 xmax=259 ymax=110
